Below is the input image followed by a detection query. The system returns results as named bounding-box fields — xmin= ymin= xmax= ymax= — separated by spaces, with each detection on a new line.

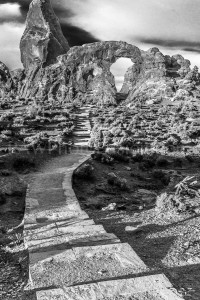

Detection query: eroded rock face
xmin=0 ymin=0 xmax=195 ymax=107
xmin=19 ymin=41 xmax=143 ymax=105
xmin=0 ymin=62 xmax=14 ymax=98
xmin=20 ymin=0 xmax=70 ymax=70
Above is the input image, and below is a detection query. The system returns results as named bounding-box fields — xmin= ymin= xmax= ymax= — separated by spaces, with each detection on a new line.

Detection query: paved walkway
xmin=23 ymin=107 xmax=184 ymax=299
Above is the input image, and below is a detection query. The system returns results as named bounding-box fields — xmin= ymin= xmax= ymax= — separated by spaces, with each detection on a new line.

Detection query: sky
xmin=0 ymin=0 xmax=200 ymax=73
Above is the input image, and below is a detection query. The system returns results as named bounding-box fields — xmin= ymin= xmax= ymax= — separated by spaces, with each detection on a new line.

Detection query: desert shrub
xmin=110 ymin=152 xmax=130 ymax=162
xmin=12 ymin=156 xmax=35 ymax=172
xmin=74 ymin=164 xmax=94 ymax=180
xmin=156 ymin=157 xmax=169 ymax=167
xmin=0 ymin=170 xmax=12 ymax=177
xmin=107 ymin=172 xmax=128 ymax=190
xmin=0 ymin=194 xmax=6 ymax=205
xmin=152 ymin=170 xmax=170 ymax=186
xmin=91 ymin=152 xmax=114 ymax=165
xmin=185 ymin=155 xmax=194 ymax=163
xmin=130 ymin=172 xmax=146 ymax=180
xmin=155 ymin=193 xmax=174 ymax=213
xmin=105 ymin=147 xmax=117 ymax=156
xmin=132 ymin=153 xmax=143 ymax=163
xmin=173 ymin=158 xmax=182 ymax=168
xmin=107 ymin=172 xmax=118 ymax=185
xmin=140 ymin=158 xmax=155 ymax=170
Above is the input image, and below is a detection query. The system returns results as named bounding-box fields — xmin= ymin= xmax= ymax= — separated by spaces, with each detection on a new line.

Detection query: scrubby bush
xmin=156 ymin=157 xmax=169 ymax=167
xmin=132 ymin=153 xmax=143 ymax=163
xmin=110 ymin=152 xmax=130 ymax=163
xmin=185 ymin=155 xmax=194 ymax=163
xmin=105 ymin=147 xmax=117 ymax=156
xmin=152 ymin=170 xmax=170 ymax=186
xmin=12 ymin=156 xmax=35 ymax=172
xmin=155 ymin=193 xmax=174 ymax=213
xmin=107 ymin=172 xmax=128 ymax=190
xmin=0 ymin=194 xmax=6 ymax=205
xmin=91 ymin=152 xmax=114 ymax=165
xmin=74 ymin=163 xmax=94 ymax=180
xmin=173 ymin=158 xmax=183 ymax=168
xmin=139 ymin=157 xmax=155 ymax=170
xmin=130 ymin=172 xmax=146 ymax=181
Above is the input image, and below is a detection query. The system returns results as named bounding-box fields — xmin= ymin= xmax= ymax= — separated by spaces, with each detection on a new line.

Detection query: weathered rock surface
xmin=0 ymin=62 xmax=14 ymax=98
xmin=20 ymin=0 xmax=69 ymax=70
xmin=0 ymin=0 xmax=197 ymax=108
xmin=19 ymin=40 xmax=143 ymax=104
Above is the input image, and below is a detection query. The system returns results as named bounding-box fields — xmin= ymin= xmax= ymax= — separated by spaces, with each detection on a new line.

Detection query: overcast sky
xmin=0 ymin=0 xmax=200 ymax=70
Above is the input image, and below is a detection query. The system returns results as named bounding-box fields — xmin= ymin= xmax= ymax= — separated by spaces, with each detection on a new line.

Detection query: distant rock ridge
xmin=20 ymin=0 xmax=69 ymax=70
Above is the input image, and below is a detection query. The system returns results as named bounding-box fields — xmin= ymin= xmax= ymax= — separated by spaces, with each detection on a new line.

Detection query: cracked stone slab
xmin=26 ymin=224 xmax=108 ymax=252
xmin=30 ymin=243 xmax=146 ymax=290
xmin=24 ymin=206 xmax=89 ymax=225
xmin=24 ymin=222 xmax=59 ymax=241
xmin=25 ymin=235 xmax=68 ymax=253
xmin=56 ymin=219 xmax=95 ymax=228
xmin=72 ymin=243 xmax=147 ymax=271
xmin=69 ymin=232 xmax=120 ymax=247
xmin=57 ymin=224 xmax=106 ymax=236
xmin=36 ymin=274 xmax=184 ymax=300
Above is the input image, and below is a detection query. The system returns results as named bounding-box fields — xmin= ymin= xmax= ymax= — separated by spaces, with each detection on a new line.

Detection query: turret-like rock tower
xmin=20 ymin=0 xmax=70 ymax=70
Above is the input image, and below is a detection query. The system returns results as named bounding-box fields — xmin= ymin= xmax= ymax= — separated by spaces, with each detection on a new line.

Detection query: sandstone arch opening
xmin=110 ymin=58 xmax=134 ymax=93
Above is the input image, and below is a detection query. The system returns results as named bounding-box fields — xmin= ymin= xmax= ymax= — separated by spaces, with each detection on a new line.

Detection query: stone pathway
xmin=23 ymin=107 xmax=184 ymax=299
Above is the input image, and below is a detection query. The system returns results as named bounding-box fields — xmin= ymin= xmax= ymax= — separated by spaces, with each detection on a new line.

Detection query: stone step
xmin=24 ymin=206 xmax=89 ymax=226
xmin=30 ymin=243 xmax=147 ymax=290
xmin=74 ymin=142 xmax=89 ymax=147
xmin=36 ymin=274 xmax=184 ymax=300
xmin=25 ymin=222 xmax=113 ymax=253
xmin=73 ymin=132 xmax=91 ymax=136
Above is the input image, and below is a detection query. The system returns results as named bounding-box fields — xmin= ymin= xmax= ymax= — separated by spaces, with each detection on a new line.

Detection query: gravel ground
xmin=74 ymin=157 xmax=200 ymax=300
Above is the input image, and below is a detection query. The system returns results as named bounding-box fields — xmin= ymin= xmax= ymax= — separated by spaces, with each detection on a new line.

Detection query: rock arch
xmin=57 ymin=41 xmax=143 ymax=105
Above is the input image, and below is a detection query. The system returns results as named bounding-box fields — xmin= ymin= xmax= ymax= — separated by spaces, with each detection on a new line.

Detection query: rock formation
xmin=0 ymin=62 xmax=14 ymax=99
xmin=20 ymin=0 xmax=69 ymax=70
xmin=0 ymin=0 xmax=197 ymax=108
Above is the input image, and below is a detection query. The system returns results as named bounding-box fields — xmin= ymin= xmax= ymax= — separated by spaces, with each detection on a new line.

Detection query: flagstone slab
xmin=69 ymin=232 xmax=120 ymax=247
xmin=36 ymin=274 xmax=184 ymax=300
xmin=24 ymin=206 xmax=89 ymax=225
xmin=25 ymin=222 xmax=58 ymax=239
xmin=57 ymin=224 xmax=106 ymax=239
xmin=72 ymin=243 xmax=147 ymax=271
xmin=56 ymin=219 xmax=95 ymax=228
xmin=25 ymin=235 xmax=67 ymax=253
xmin=30 ymin=243 xmax=146 ymax=290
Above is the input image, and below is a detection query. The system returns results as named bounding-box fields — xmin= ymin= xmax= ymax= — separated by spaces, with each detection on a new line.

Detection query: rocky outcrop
xmin=19 ymin=41 xmax=143 ymax=105
xmin=0 ymin=62 xmax=14 ymax=99
xmin=0 ymin=0 xmax=195 ymax=107
xmin=10 ymin=69 xmax=26 ymax=96
xmin=20 ymin=0 xmax=69 ymax=70
xmin=125 ymin=48 xmax=193 ymax=106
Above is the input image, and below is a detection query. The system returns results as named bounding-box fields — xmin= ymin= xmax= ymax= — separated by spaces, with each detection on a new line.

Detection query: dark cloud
xmin=182 ymin=48 xmax=200 ymax=54
xmin=139 ymin=37 xmax=200 ymax=54
xmin=61 ymin=23 xmax=99 ymax=47
xmin=0 ymin=0 xmax=99 ymax=45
